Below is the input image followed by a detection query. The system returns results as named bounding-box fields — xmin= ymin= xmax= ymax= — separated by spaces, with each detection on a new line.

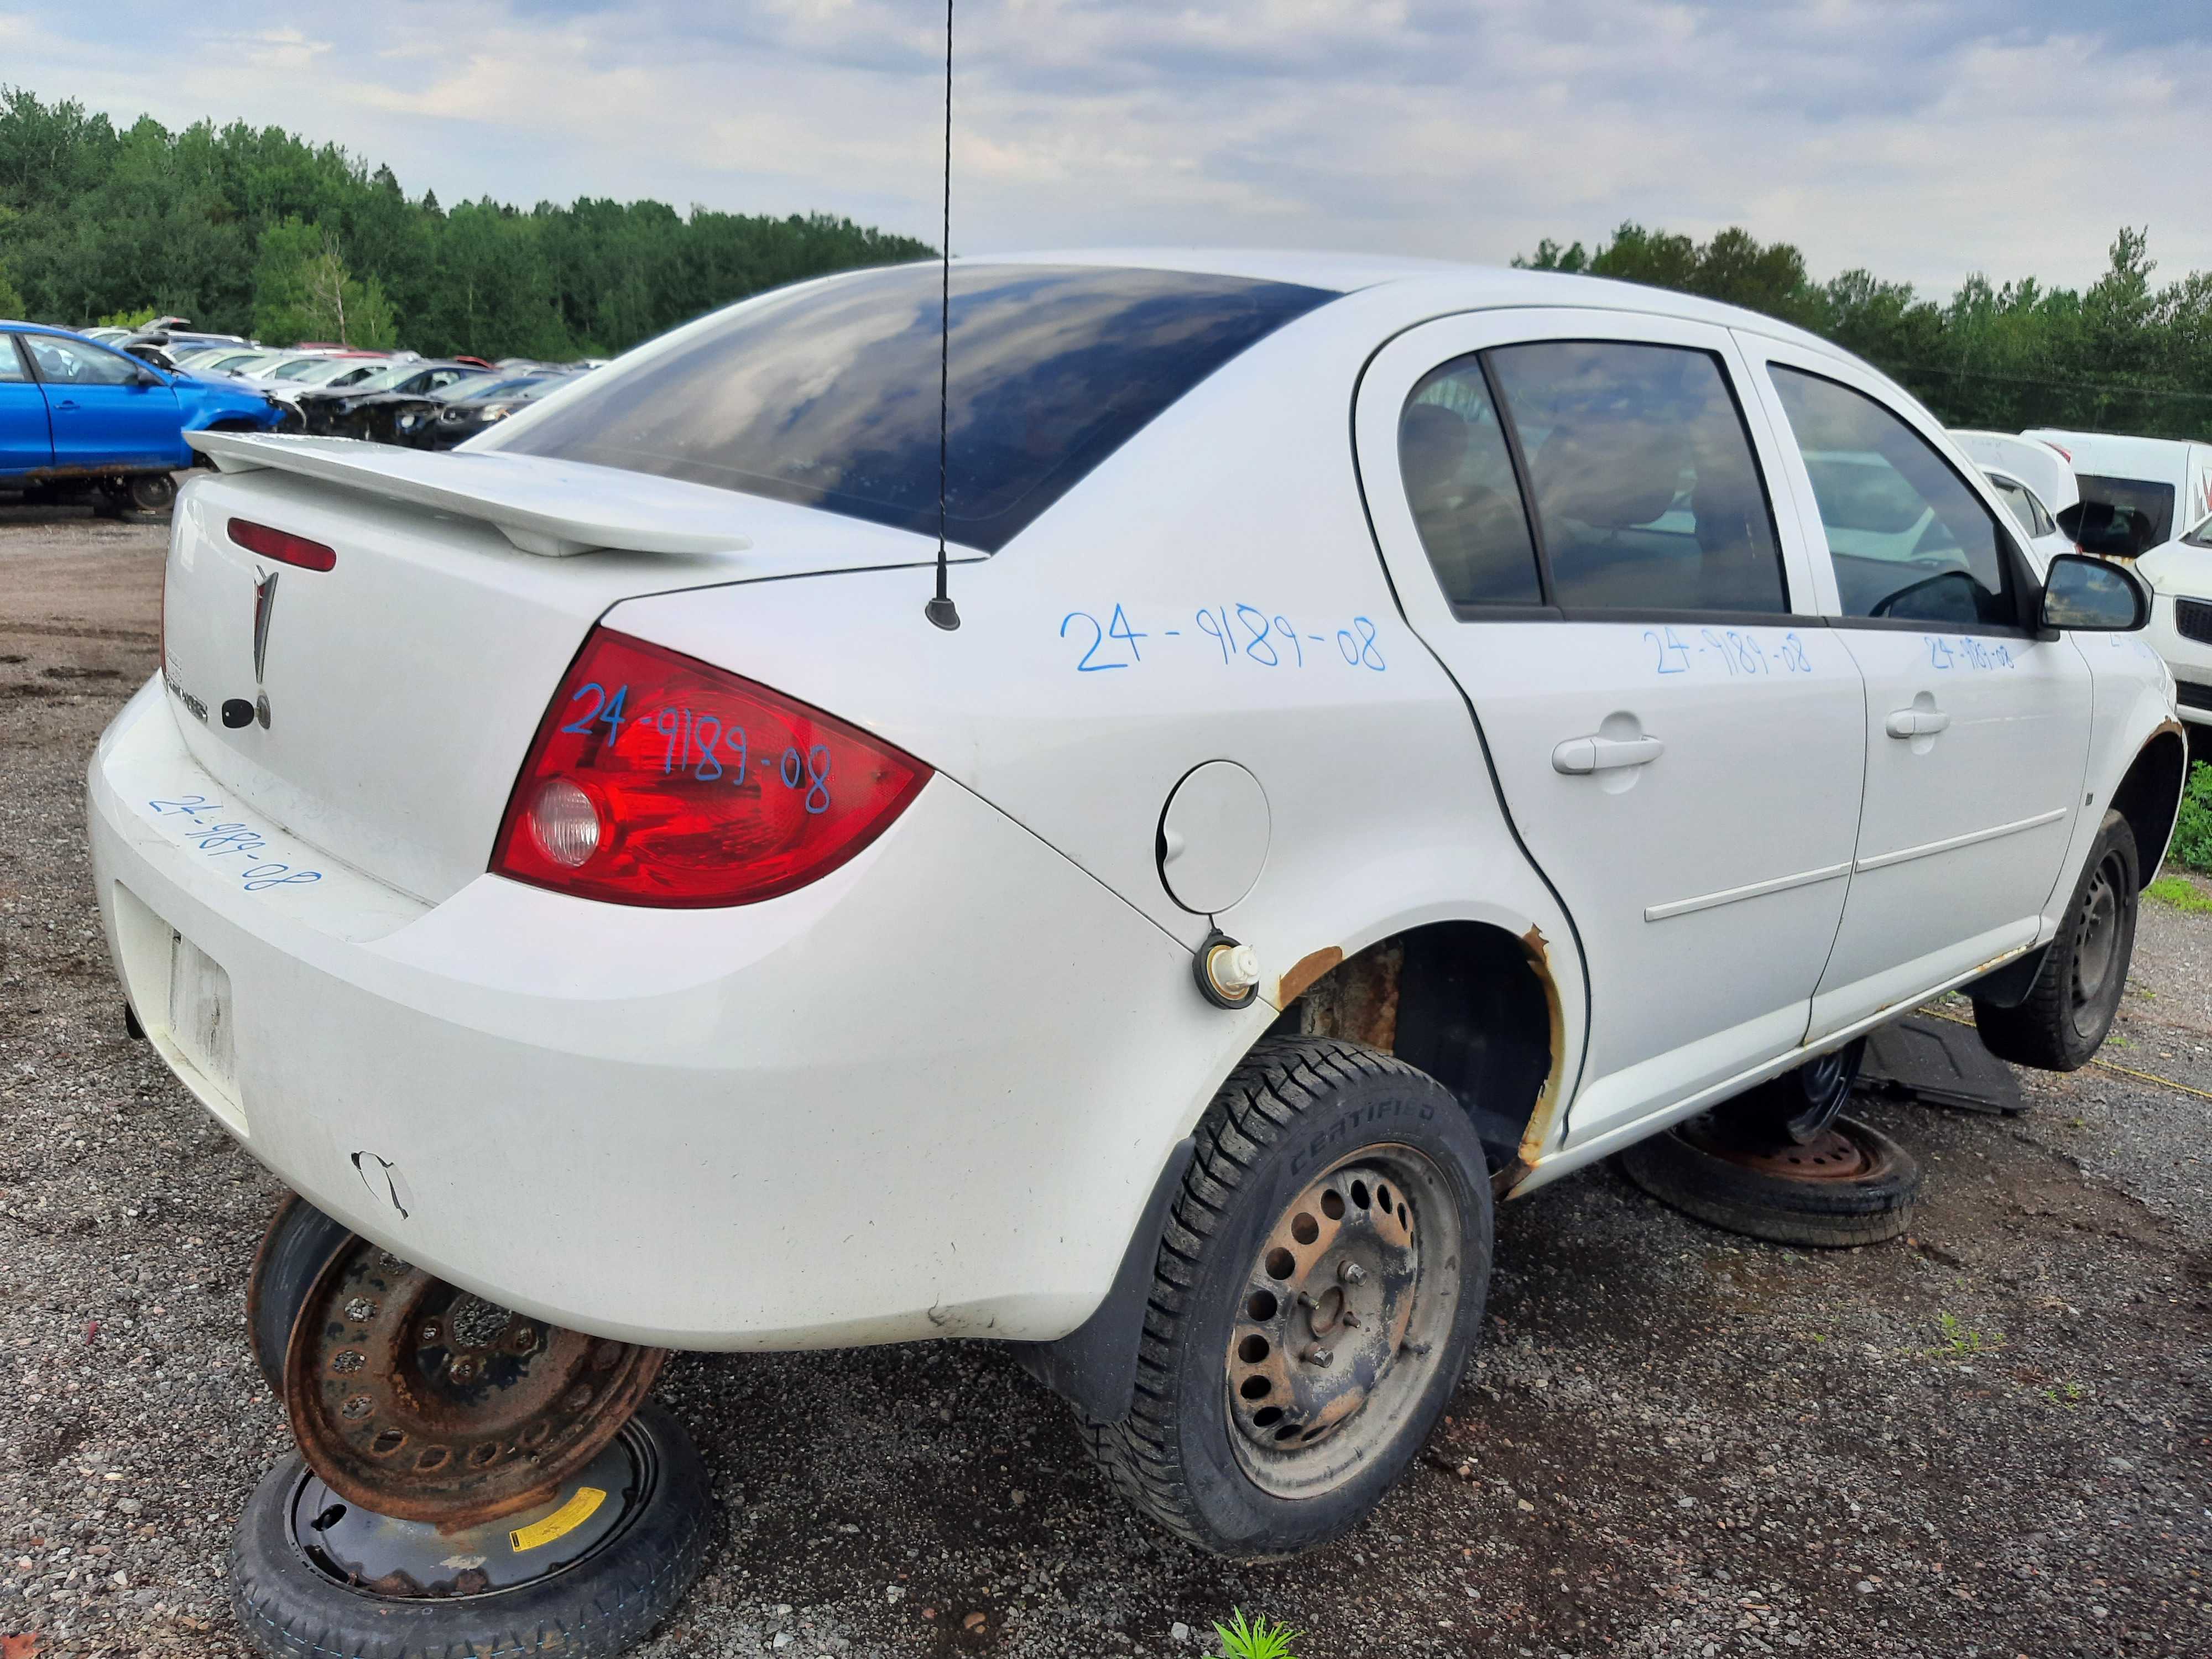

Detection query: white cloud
xmin=6 ymin=0 xmax=2211 ymax=294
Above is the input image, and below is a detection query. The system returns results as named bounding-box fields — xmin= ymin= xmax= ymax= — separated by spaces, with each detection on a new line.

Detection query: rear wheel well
xmin=2110 ymin=729 xmax=2187 ymax=889
xmin=1270 ymin=921 xmax=1560 ymax=1180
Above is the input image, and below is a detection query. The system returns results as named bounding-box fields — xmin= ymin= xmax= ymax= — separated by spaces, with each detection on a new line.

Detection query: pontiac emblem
xmin=251 ymin=567 xmax=278 ymax=728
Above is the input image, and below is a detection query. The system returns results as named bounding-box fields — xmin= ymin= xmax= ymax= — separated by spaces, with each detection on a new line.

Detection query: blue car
xmin=0 ymin=322 xmax=285 ymax=513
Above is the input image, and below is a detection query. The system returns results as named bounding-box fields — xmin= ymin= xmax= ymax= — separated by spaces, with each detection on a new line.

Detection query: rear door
xmin=22 ymin=332 xmax=183 ymax=470
xmin=1354 ymin=308 xmax=1868 ymax=1145
xmin=0 ymin=335 xmax=53 ymax=476
xmin=1743 ymin=338 xmax=2094 ymax=1036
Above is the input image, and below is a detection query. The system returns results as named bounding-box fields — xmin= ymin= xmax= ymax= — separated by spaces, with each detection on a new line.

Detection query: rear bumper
xmin=88 ymin=677 xmax=1249 ymax=1350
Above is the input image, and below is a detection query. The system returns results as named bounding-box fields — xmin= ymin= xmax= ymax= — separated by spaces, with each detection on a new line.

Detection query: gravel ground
xmin=3 ymin=515 xmax=2208 ymax=1658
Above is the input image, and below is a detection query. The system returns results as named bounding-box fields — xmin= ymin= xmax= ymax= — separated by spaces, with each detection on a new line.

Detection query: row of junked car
xmin=82 ymin=316 xmax=599 ymax=448
xmin=0 ymin=313 xmax=601 ymax=515
xmin=1949 ymin=425 xmax=2212 ymax=732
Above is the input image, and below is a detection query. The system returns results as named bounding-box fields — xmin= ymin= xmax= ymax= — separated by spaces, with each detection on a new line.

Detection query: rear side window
xmin=1985 ymin=473 xmax=2046 ymax=539
xmin=1484 ymin=341 xmax=1787 ymax=614
xmin=1770 ymin=367 xmax=2019 ymax=628
xmin=2076 ymin=473 xmax=2174 ymax=546
xmin=1399 ymin=359 xmax=1543 ymax=607
xmin=22 ymin=333 xmax=142 ymax=387
xmin=498 ymin=264 xmax=1334 ymax=552
xmin=0 ymin=338 xmax=27 ymax=382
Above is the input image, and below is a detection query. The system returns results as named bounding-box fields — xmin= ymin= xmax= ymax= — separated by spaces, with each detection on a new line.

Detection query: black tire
xmin=1973 ymin=808 xmax=2139 ymax=1072
xmin=1709 ymin=1037 xmax=1866 ymax=1146
xmin=229 ymin=1400 xmax=712 ymax=1659
xmin=1617 ymin=1114 xmax=1918 ymax=1248
xmin=1082 ymin=1036 xmax=1493 ymax=1558
xmin=126 ymin=471 xmax=177 ymax=514
xmin=246 ymin=1194 xmax=355 ymax=1394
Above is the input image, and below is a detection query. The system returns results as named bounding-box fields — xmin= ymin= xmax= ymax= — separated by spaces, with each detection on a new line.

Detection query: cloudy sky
xmin=7 ymin=1 xmax=2210 ymax=297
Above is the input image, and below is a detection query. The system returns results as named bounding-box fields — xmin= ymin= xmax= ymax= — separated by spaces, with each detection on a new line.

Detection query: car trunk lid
xmin=159 ymin=450 xmax=947 ymax=904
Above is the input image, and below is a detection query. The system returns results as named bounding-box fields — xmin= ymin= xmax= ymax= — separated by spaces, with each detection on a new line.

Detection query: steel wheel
xmin=282 ymin=1238 xmax=666 ymax=1527
xmin=2068 ymin=847 xmax=2126 ymax=1041
xmin=1223 ymin=1145 xmax=1461 ymax=1499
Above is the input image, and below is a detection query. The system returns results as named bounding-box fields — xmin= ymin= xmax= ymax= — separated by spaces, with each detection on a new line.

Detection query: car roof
xmin=977 ymin=248 xmax=1849 ymax=359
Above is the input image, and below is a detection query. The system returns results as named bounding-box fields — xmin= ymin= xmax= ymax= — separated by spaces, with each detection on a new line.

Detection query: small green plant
xmin=1931 ymin=1310 xmax=2002 ymax=1358
xmin=2044 ymin=1381 xmax=2089 ymax=1408
xmin=1212 ymin=1609 xmax=1304 ymax=1659
xmin=2166 ymin=760 xmax=2212 ymax=874
xmin=2146 ymin=873 xmax=2212 ymax=912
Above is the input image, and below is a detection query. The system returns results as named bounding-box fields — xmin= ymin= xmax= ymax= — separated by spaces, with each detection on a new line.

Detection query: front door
xmin=21 ymin=332 xmax=181 ymax=471
xmin=1354 ymin=309 xmax=1869 ymax=1147
xmin=1741 ymin=338 xmax=2094 ymax=1036
xmin=0 ymin=336 xmax=53 ymax=475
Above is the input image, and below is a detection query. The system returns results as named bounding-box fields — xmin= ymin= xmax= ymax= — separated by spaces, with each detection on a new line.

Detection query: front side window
xmin=2076 ymin=473 xmax=2175 ymax=546
xmin=1399 ymin=358 xmax=1543 ymax=607
xmin=1485 ymin=341 xmax=1787 ymax=613
xmin=22 ymin=334 xmax=142 ymax=387
xmin=1770 ymin=366 xmax=2018 ymax=628
xmin=497 ymin=263 xmax=1334 ymax=552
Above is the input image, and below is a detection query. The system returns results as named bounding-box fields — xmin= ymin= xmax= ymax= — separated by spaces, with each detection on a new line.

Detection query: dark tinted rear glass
xmin=2076 ymin=474 xmax=2174 ymax=545
xmin=497 ymin=263 xmax=1334 ymax=552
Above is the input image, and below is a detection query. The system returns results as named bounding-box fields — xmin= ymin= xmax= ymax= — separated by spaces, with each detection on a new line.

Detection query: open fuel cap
xmin=1157 ymin=760 xmax=1270 ymax=914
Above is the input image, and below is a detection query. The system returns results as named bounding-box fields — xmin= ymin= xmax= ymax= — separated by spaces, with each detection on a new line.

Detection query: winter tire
xmin=1082 ymin=1035 xmax=1493 ymax=1558
xmin=1709 ymin=1037 xmax=1866 ymax=1146
xmin=228 ymin=1400 xmax=711 ymax=1659
xmin=1973 ymin=808 xmax=2138 ymax=1071
xmin=1618 ymin=1113 xmax=1919 ymax=1248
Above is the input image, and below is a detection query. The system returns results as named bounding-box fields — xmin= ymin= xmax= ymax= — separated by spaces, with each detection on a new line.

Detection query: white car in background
xmin=2024 ymin=428 xmax=2212 ymax=552
xmin=2130 ymin=512 xmax=2212 ymax=726
xmin=1952 ymin=430 xmax=2078 ymax=567
xmin=87 ymin=255 xmax=2182 ymax=1583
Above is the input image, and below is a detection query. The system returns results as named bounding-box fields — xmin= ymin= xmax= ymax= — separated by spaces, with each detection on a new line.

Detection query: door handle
xmin=1552 ymin=733 xmax=1665 ymax=775
xmin=1884 ymin=707 xmax=1951 ymax=739
xmin=51 ymin=398 xmax=77 ymax=410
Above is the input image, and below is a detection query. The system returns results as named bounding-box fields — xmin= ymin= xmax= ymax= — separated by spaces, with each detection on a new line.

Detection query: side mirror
xmin=2042 ymin=552 xmax=2150 ymax=633
xmin=2056 ymin=499 xmax=2152 ymax=560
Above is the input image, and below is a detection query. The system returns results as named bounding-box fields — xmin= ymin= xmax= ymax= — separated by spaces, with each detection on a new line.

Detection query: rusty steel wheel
xmin=1082 ymin=1037 xmax=1491 ymax=1557
xmin=282 ymin=1238 xmax=667 ymax=1527
xmin=1224 ymin=1148 xmax=1461 ymax=1498
xmin=1618 ymin=1113 xmax=1919 ymax=1249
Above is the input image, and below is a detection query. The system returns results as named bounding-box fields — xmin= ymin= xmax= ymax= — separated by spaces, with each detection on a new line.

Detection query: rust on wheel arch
xmin=1281 ymin=924 xmax=1566 ymax=1198
xmin=1498 ymin=923 xmax=1571 ymax=1197
xmin=1276 ymin=945 xmax=1343 ymax=1008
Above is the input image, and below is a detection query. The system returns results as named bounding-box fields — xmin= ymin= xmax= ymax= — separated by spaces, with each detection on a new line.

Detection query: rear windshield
xmin=2077 ymin=473 xmax=2175 ymax=545
xmin=495 ymin=263 xmax=1334 ymax=551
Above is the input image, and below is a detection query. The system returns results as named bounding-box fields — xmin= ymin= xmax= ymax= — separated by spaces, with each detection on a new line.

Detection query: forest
xmin=0 ymin=87 xmax=931 ymax=359
xmin=1517 ymin=223 xmax=2212 ymax=440
xmin=3 ymin=83 xmax=2211 ymax=444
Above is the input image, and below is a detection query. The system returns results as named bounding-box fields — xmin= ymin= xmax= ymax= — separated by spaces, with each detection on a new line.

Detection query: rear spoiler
xmin=185 ymin=431 xmax=753 ymax=558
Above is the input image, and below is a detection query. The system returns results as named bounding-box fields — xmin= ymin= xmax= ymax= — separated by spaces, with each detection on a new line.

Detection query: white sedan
xmin=89 ymin=253 xmax=2179 ymax=1562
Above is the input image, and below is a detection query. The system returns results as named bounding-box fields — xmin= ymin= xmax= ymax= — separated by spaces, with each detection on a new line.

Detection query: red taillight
xmin=228 ymin=518 xmax=336 ymax=571
xmin=491 ymin=628 xmax=932 ymax=907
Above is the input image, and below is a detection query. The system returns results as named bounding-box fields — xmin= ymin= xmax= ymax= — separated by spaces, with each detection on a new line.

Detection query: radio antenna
xmin=924 ymin=0 xmax=962 ymax=631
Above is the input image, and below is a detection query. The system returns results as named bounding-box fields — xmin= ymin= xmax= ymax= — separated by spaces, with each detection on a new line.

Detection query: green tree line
xmin=0 ymin=87 xmax=932 ymax=358
xmin=1518 ymin=223 xmax=2212 ymax=440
